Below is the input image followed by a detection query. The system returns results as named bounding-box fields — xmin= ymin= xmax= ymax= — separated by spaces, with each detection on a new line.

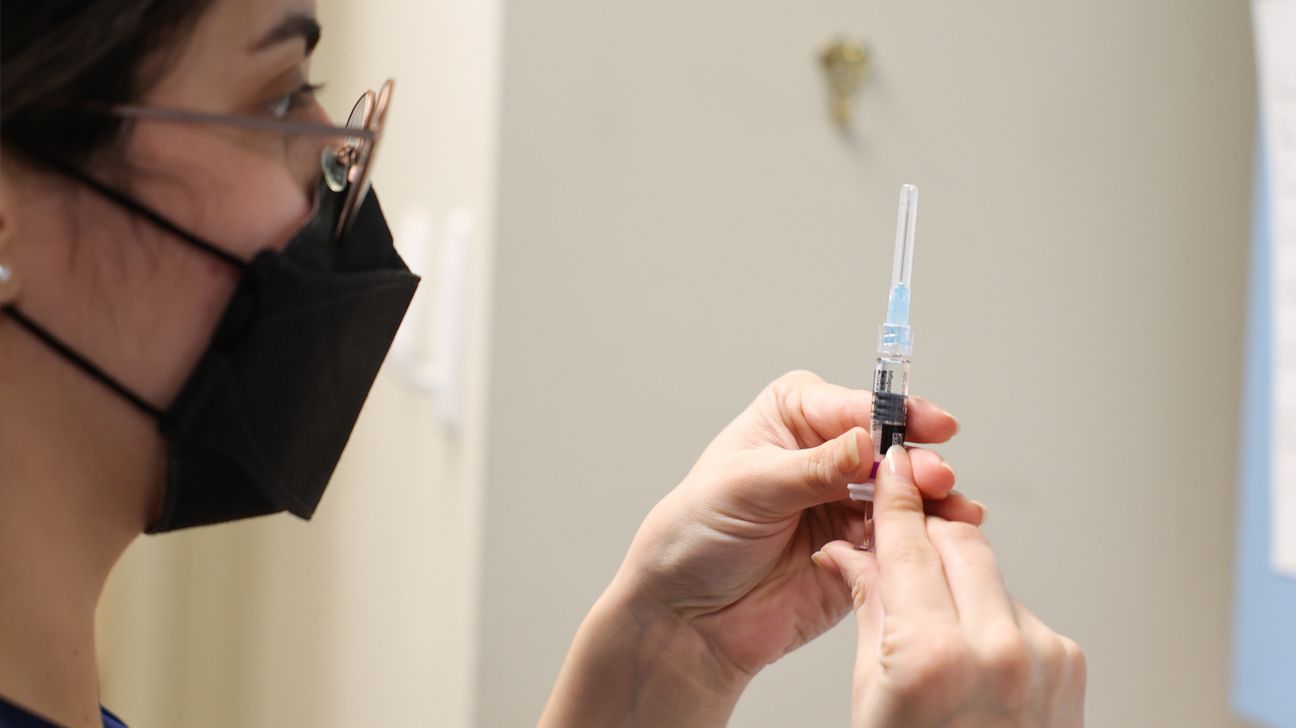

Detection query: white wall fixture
xmin=432 ymin=209 xmax=474 ymax=430
xmin=392 ymin=208 xmax=474 ymax=431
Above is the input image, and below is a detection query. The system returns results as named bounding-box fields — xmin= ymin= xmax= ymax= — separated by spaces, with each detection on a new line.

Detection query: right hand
xmin=815 ymin=446 xmax=1087 ymax=728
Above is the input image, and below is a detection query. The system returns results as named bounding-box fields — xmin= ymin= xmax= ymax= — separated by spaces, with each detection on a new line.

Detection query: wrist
xmin=601 ymin=571 xmax=755 ymax=696
xmin=540 ymin=574 xmax=752 ymax=728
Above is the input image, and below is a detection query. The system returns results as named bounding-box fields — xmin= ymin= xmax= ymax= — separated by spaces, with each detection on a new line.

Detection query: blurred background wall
xmin=97 ymin=1 xmax=1259 ymax=726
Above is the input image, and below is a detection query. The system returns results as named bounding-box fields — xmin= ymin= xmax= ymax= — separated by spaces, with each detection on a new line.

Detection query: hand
xmin=612 ymin=370 xmax=977 ymax=683
xmin=816 ymin=447 xmax=1087 ymax=728
xmin=541 ymin=371 xmax=978 ymax=727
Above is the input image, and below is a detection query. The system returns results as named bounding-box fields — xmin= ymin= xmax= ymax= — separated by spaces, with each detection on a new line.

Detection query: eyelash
xmin=267 ymin=82 xmax=325 ymax=118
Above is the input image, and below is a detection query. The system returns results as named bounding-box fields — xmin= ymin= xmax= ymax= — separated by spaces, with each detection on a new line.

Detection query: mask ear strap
xmin=3 ymin=306 xmax=163 ymax=419
xmin=15 ymin=144 xmax=250 ymax=272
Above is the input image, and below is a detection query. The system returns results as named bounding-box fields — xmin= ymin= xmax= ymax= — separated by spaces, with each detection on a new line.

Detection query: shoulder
xmin=101 ymin=705 xmax=129 ymax=728
xmin=0 ymin=697 xmax=130 ymax=728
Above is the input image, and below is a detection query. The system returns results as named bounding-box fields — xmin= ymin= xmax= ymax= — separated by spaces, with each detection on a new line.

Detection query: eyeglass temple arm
xmin=108 ymin=105 xmax=376 ymax=141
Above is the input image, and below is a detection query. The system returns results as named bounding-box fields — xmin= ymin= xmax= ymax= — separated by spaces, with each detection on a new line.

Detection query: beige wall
xmin=478 ymin=1 xmax=1257 ymax=726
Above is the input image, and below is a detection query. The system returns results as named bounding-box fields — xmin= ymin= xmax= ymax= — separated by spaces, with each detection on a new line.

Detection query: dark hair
xmin=1 ymin=0 xmax=214 ymax=166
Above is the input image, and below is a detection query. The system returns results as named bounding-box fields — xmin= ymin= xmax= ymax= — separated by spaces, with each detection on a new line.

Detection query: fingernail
xmin=884 ymin=445 xmax=905 ymax=475
xmin=951 ymin=488 xmax=988 ymax=522
xmin=842 ymin=429 xmax=861 ymax=470
xmin=811 ymin=550 xmax=838 ymax=575
xmin=948 ymin=412 xmax=961 ymax=435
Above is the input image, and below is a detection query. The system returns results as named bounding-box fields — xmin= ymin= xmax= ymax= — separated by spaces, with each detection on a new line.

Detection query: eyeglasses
xmin=105 ymin=79 xmax=394 ymax=240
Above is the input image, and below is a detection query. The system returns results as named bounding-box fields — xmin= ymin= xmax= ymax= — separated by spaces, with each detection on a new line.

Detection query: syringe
xmin=847 ymin=184 xmax=919 ymax=521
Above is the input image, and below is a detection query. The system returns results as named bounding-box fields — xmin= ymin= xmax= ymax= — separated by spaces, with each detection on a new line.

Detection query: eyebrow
xmin=251 ymin=13 xmax=321 ymax=54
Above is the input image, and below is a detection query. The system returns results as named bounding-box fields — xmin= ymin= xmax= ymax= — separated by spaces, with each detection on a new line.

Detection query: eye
xmin=266 ymin=82 xmax=324 ymax=119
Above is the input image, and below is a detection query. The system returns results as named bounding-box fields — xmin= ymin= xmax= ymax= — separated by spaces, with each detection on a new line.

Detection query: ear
xmin=0 ymin=165 xmax=21 ymax=307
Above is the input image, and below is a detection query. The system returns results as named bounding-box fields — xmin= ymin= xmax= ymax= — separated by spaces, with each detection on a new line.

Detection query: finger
xmin=926 ymin=516 xmax=1017 ymax=629
xmin=924 ymin=490 xmax=987 ymax=526
xmin=905 ymin=396 xmax=961 ymax=444
xmin=874 ymin=446 xmax=957 ymax=620
xmin=775 ymin=372 xmax=872 ymax=447
xmin=753 ymin=427 xmax=875 ymax=513
xmin=835 ymin=490 xmax=984 ymax=528
xmin=817 ymin=541 xmax=885 ymax=686
xmin=908 ymin=447 xmax=957 ymax=500
xmin=1014 ymin=602 xmax=1049 ymax=632
xmin=818 ymin=541 xmax=881 ymax=611
xmin=771 ymin=372 xmax=959 ymax=447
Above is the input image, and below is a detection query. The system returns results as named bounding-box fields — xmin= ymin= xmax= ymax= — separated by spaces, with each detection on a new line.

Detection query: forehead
xmin=144 ymin=0 xmax=318 ymax=106
xmin=200 ymin=0 xmax=318 ymax=48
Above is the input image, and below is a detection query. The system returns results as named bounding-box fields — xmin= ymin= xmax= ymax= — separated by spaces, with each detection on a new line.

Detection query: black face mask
xmin=3 ymin=154 xmax=420 ymax=532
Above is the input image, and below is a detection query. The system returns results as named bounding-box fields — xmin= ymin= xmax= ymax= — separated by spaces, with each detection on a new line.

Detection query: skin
xmin=540 ymin=372 xmax=987 ymax=726
xmin=535 ymin=370 xmax=1082 ymax=727
xmin=0 ymin=2 xmax=1086 ymax=726
xmin=817 ymin=447 xmax=1087 ymax=727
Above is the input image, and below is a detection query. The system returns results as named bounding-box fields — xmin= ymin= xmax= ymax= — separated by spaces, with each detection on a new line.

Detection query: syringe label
xmin=871 ymin=391 xmax=907 ymax=424
xmin=874 ymin=368 xmax=896 ymax=392
xmin=880 ymin=423 xmax=907 ymax=451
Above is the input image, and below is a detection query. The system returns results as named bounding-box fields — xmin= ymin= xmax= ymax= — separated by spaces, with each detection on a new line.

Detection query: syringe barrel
xmin=845 ymin=354 xmax=910 ymax=503
xmin=871 ymin=355 xmax=910 ymax=459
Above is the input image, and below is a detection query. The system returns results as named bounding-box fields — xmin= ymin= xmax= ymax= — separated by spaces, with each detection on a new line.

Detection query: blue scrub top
xmin=0 ymin=697 xmax=127 ymax=728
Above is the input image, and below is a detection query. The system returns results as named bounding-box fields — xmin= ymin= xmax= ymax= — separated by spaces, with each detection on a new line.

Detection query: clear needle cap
xmin=879 ymin=184 xmax=918 ymax=356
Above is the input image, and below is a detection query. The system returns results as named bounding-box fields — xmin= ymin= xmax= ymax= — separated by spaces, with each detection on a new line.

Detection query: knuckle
xmin=1031 ymin=629 xmax=1062 ymax=663
xmin=1060 ymin=635 xmax=1088 ymax=681
xmin=977 ymin=628 xmax=1033 ymax=701
xmin=796 ymin=436 xmax=859 ymax=493
xmin=778 ymin=369 xmax=823 ymax=386
xmin=884 ymin=490 xmax=928 ymax=519
xmin=765 ymin=371 xmax=823 ymax=445
xmin=768 ymin=369 xmax=821 ymax=400
xmin=849 ymin=574 xmax=872 ymax=610
xmin=1033 ymin=634 xmax=1068 ymax=680
xmin=802 ymin=445 xmax=833 ymax=490
xmin=887 ymin=627 xmax=973 ymax=698
xmin=927 ymin=518 xmax=986 ymax=546
xmin=886 ymin=540 xmax=944 ymax=569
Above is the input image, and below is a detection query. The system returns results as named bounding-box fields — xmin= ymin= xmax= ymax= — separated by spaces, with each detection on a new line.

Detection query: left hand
xmin=611 ymin=369 xmax=980 ymax=685
xmin=816 ymin=446 xmax=1086 ymax=728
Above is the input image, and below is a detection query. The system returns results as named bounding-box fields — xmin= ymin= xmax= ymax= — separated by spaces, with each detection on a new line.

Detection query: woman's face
xmin=0 ymin=0 xmax=334 ymax=527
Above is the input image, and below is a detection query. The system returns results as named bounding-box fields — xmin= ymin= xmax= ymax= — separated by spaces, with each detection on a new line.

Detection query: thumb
xmin=751 ymin=427 xmax=874 ymax=515
xmin=818 ymin=540 xmax=881 ymax=615
xmin=817 ymin=540 xmax=884 ymax=687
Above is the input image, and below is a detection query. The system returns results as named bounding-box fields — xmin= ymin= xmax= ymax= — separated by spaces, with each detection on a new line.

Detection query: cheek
xmin=110 ymin=127 xmax=315 ymax=405
xmin=136 ymin=246 xmax=243 ymax=406
xmin=127 ymin=125 xmax=315 ymax=258
xmin=11 ymin=189 xmax=245 ymax=412
xmin=200 ymin=163 xmax=314 ymax=256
